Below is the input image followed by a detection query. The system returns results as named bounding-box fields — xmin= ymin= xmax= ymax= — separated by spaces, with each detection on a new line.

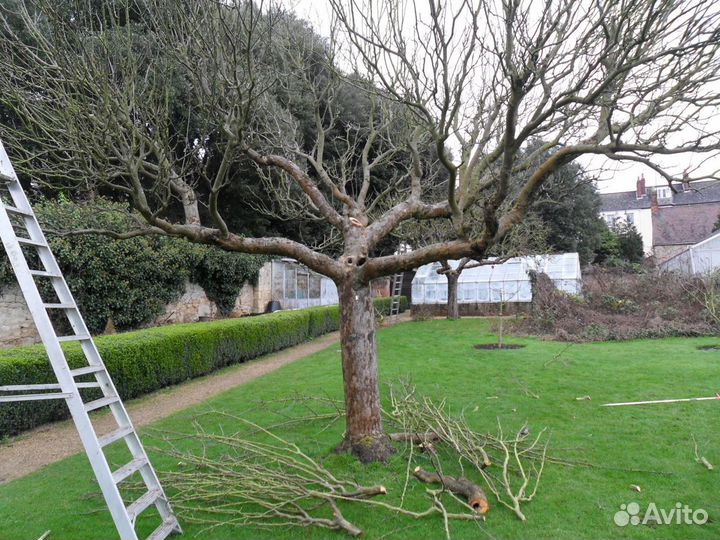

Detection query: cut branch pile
xmin=156 ymin=414 xmax=387 ymax=537
xmin=387 ymin=382 xmax=549 ymax=521
xmin=152 ymin=383 xmax=552 ymax=537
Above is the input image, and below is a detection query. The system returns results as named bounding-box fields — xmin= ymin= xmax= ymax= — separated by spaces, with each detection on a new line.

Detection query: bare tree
xmin=402 ymin=214 xmax=547 ymax=319
xmin=1 ymin=0 xmax=719 ymax=462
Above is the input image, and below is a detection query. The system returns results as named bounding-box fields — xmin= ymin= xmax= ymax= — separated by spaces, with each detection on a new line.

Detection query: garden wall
xmin=0 ymin=263 xmax=276 ymax=348
xmin=0 ymin=284 xmax=37 ymax=348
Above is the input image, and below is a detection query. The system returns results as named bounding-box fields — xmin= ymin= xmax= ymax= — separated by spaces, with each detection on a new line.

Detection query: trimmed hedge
xmin=0 ymin=297 xmax=407 ymax=437
xmin=374 ymin=295 xmax=409 ymax=316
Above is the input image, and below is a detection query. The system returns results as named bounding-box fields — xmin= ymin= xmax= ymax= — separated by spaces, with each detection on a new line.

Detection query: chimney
xmin=636 ymin=174 xmax=647 ymax=199
xmin=650 ymin=189 xmax=659 ymax=215
xmin=682 ymin=168 xmax=691 ymax=192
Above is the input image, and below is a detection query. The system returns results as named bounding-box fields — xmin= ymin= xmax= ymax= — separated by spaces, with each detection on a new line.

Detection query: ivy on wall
xmin=0 ymin=198 xmax=267 ymax=333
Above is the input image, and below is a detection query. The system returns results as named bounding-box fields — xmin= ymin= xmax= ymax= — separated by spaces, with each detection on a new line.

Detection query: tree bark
xmin=336 ymin=279 xmax=395 ymax=463
xmin=169 ymin=177 xmax=201 ymax=225
xmin=446 ymin=272 xmax=460 ymax=320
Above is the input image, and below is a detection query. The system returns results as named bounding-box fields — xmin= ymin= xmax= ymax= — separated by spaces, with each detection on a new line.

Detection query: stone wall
xmin=653 ymin=244 xmax=691 ymax=265
xmin=0 ymin=284 xmax=40 ymax=347
xmin=0 ymin=264 xmax=277 ymax=348
xmin=156 ymin=264 xmax=274 ymax=324
xmin=0 ymin=260 xmax=336 ymax=348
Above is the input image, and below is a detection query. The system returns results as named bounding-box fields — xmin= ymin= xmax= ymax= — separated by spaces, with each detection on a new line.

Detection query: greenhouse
xmin=268 ymin=259 xmax=338 ymax=310
xmin=411 ymin=253 xmax=582 ymax=305
xmin=661 ymin=231 xmax=720 ymax=275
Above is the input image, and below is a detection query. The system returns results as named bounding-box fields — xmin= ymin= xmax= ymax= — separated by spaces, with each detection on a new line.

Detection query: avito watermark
xmin=614 ymin=502 xmax=708 ymax=527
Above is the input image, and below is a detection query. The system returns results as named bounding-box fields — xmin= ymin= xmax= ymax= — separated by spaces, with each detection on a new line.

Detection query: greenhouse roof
xmin=412 ymin=253 xmax=581 ymax=284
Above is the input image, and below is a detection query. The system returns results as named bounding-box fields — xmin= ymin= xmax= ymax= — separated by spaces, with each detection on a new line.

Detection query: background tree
xmin=521 ymin=143 xmax=605 ymax=265
xmin=1 ymin=0 xmax=719 ymax=462
xmin=594 ymin=220 xmax=644 ymax=267
xmin=401 ymin=212 xmax=548 ymax=320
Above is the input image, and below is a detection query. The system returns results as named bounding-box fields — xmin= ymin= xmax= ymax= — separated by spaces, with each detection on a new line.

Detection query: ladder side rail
xmin=2 ymin=141 xmax=178 ymax=538
xmin=7 ymin=189 xmax=177 ymax=529
xmin=0 ymin=205 xmax=139 ymax=540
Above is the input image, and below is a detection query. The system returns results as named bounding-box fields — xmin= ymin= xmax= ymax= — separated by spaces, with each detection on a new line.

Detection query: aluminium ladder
xmin=388 ymin=244 xmax=408 ymax=318
xmin=389 ymin=272 xmax=404 ymax=318
xmin=0 ymin=140 xmax=180 ymax=540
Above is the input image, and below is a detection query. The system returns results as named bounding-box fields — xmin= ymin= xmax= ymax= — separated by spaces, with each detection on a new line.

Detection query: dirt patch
xmin=473 ymin=343 xmax=525 ymax=350
xmin=697 ymin=345 xmax=720 ymax=351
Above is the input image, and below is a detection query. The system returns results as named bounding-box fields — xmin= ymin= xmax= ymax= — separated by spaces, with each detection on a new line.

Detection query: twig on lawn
xmin=692 ymin=433 xmax=714 ymax=471
xmin=544 ymin=343 xmax=573 ymax=367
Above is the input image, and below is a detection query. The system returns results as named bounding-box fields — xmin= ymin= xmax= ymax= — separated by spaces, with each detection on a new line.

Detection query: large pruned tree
xmin=1 ymin=0 xmax=719 ymax=462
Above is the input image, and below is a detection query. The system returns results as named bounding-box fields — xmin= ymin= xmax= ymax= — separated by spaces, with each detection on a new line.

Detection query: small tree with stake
xmin=1 ymin=0 xmax=720 ymax=462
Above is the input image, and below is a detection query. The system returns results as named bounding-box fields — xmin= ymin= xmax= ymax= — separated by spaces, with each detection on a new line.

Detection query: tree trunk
xmin=169 ymin=177 xmax=201 ymax=225
xmin=336 ymin=279 xmax=395 ymax=463
xmin=446 ymin=272 xmax=460 ymax=320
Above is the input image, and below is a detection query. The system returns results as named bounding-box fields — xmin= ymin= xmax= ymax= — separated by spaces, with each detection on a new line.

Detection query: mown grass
xmin=0 ymin=319 xmax=719 ymax=540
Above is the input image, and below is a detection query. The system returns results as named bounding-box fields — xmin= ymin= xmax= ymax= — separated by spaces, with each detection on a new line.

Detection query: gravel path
xmin=0 ymin=331 xmax=343 ymax=484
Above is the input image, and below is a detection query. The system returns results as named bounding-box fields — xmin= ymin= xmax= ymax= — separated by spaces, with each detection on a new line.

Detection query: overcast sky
xmin=283 ymin=0 xmax=719 ymax=195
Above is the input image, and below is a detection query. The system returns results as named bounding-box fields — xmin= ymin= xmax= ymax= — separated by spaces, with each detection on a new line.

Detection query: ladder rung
xmin=58 ymin=334 xmax=92 ymax=343
xmin=70 ymin=365 xmax=105 ymax=377
xmin=98 ymin=425 xmax=135 ymax=448
xmin=0 ymin=382 xmax=99 ymax=391
xmin=147 ymin=518 xmax=180 ymax=540
xmin=127 ymin=489 xmax=162 ymax=522
xmin=30 ymin=270 xmax=61 ymax=278
xmin=3 ymin=205 xmax=32 ymax=216
xmin=112 ymin=457 xmax=148 ymax=485
xmin=0 ymin=392 xmax=71 ymax=403
xmin=44 ymin=303 xmax=76 ymax=310
xmin=76 ymin=381 xmax=102 ymax=389
xmin=0 ymin=172 xmax=17 ymax=184
xmin=16 ymin=237 xmax=47 ymax=248
xmin=0 ymin=383 xmax=61 ymax=391
xmin=85 ymin=395 xmax=119 ymax=412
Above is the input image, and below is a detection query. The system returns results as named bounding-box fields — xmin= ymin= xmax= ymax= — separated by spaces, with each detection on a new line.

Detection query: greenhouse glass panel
xmin=459 ymin=283 xmax=476 ymax=302
xmin=438 ymin=284 xmax=448 ymax=302
xmin=411 ymin=253 xmax=582 ymax=305
xmin=285 ymin=268 xmax=297 ymax=299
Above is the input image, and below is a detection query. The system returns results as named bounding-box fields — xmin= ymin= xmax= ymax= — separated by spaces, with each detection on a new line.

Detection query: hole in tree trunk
xmin=356 ymin=256 xmax=367 ymax=266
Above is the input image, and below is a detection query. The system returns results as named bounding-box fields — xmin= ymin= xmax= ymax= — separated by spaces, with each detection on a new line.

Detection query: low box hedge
xmin=0 ymin=297 xmax=406 ymax=437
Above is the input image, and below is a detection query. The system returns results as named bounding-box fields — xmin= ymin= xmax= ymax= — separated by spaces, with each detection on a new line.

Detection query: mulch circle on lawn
xmin=697 ymin=345 xmax=720 ymax=351
xmin=473 ymin=343 xmax=526 ymax=350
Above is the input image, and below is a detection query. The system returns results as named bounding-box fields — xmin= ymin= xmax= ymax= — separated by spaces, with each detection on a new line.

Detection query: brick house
xmin=599 ymin=175 xmax=720 ymax=264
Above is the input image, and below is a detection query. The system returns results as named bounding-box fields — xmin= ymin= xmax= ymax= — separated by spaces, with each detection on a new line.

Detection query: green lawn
xmin=1 ymin=319 xmax=719 ymax=540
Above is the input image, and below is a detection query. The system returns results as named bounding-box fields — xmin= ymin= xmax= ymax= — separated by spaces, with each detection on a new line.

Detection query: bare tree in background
xmin=1 ymin=0 xmax=719 ymax=462
xmin=401 ymin=214 xmax=548 ymax=320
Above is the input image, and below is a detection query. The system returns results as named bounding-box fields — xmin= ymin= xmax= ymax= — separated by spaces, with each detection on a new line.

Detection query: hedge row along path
xmin=0 ymin=315 xmax=404 ymax=484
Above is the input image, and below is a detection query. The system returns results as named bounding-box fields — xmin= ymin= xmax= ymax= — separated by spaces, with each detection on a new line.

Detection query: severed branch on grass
xmin=153 ymin=412 xmax=489 ymax=537
xmin=692 ymin=434 xmax=714 ymax=471
xmin=387 ymin=382 xmax=549 ymax=521
xmin=413 ymin=467 xmax=489 ymax=515
xmin=155 ymin=414 xmax=387 ymax=537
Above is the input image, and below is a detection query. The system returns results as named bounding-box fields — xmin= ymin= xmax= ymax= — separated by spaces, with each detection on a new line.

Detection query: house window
xmin=656 ymin=187 xmax=672 ymax=200
xmin=626 ymin=212 xmax=634 ymax=225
